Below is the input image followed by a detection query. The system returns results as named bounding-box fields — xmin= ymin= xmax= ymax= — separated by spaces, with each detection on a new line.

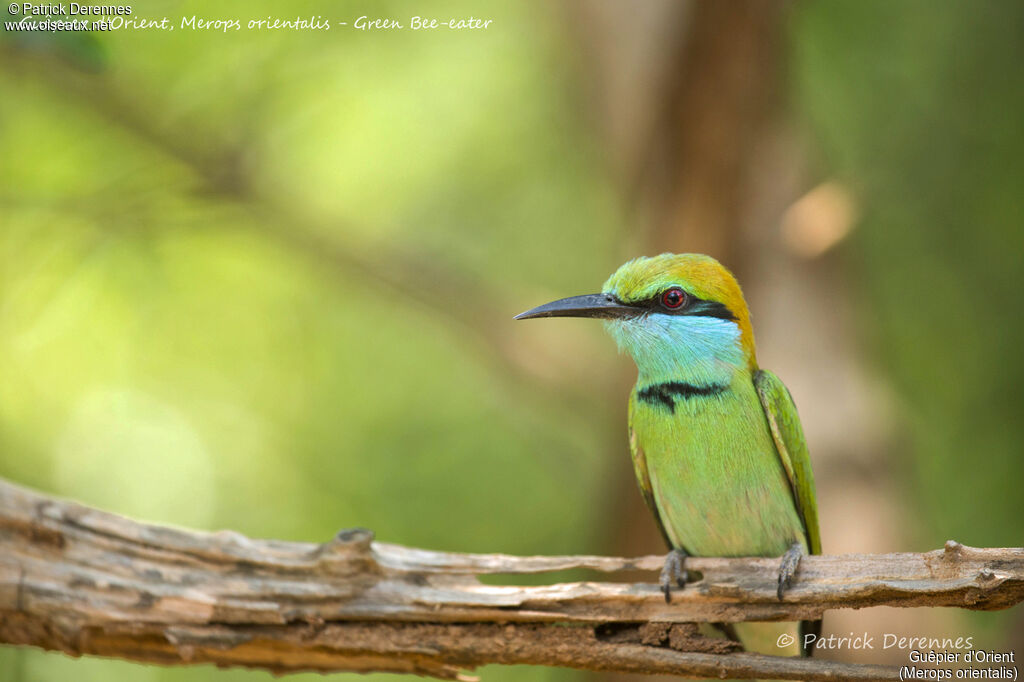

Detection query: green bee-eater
xmin=517 ymin=253 xmax=821 ymax=656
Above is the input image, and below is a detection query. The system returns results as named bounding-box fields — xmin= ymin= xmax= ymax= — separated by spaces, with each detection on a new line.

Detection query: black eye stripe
xmin=634 ymin=290 xmax=737 ymax=321
xmin=685 ymin=298 xmax=738 ymax=321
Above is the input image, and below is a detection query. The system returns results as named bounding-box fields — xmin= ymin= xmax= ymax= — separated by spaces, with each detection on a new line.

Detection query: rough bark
xmin=1 ymin=480 xmax=1021 ymax=680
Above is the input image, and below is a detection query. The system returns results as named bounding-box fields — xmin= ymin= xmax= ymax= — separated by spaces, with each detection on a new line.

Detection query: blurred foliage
xmin=792 ymin=0 xmax=1024 ymax=640
xmin=1 ymin=0 xmax=1022 ymax=679
xmin=1 ymin=1 xmax=622 ymax=680
xmin=792 ymin=0 xmax=1024 ymax=552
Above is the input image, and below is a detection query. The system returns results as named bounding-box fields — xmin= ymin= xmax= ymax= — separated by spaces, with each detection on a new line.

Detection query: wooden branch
xmin=1 ymin=480 xmax=1021 ymax=680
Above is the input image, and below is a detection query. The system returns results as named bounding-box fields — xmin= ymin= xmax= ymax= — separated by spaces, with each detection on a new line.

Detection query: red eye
xmin=661 ymin=288 xmax=686 ymax=310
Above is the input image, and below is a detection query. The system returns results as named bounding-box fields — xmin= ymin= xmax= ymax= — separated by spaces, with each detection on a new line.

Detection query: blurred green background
xmin=1 ymin=1 xmax=1021 ymax=680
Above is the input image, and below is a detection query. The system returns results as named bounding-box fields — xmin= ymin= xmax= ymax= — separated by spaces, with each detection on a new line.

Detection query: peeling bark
xmin=1 ymin=480 xmax=1021 ymax=679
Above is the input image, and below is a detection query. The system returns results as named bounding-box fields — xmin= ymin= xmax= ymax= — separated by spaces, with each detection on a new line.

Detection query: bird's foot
xmin=660 ymin=548 xmax=690 ymax=603
xmin=777 ymin=541 xmax=804 ymax=600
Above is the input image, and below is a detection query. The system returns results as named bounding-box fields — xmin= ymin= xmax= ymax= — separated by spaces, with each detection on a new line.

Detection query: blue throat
xmin=604 ymin=314 xmax=746 ymax=389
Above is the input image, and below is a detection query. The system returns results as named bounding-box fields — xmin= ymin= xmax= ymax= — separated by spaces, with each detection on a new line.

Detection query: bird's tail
xmin=799 ymin=618 xmax=823 ymax=657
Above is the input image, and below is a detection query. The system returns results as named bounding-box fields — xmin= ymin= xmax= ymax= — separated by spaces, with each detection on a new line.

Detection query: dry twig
xmin=1 ymin=479 xmax=1021 ymax=680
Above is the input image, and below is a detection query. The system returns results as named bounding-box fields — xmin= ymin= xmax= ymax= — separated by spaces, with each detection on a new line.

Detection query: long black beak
xmin=515 ymin=293 xmax=638 ymax=320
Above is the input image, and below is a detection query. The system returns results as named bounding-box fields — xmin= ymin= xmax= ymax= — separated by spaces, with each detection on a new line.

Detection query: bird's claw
xmin=660 ymin=548 xmax=690 ymax=603
xmin=777 ymin=541 xmax=804 ymax=600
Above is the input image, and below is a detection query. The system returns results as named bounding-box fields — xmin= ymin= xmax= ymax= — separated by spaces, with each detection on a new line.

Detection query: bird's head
xmin=517 ymin=253 xmax=757 ymax=382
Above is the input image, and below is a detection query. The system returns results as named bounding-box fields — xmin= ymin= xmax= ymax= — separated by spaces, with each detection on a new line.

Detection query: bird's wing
xmin=753 ymin=370 xmax=821 ymax=555
xmin=627 ymin=393 xmax=676 ymax=550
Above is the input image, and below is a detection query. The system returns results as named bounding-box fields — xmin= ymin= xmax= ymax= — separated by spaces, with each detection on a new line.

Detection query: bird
xmin=515 ymin=253 xmax=821 ymax=656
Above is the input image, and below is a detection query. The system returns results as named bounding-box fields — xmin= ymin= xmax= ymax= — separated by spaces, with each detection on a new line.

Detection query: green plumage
xmin=754 ymin=369 xmax=821 ymax=557
xmin=628 ymin=369 xmax=813 ymax=559
xmin=516 ymin=253 xmax=822 ymax=656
